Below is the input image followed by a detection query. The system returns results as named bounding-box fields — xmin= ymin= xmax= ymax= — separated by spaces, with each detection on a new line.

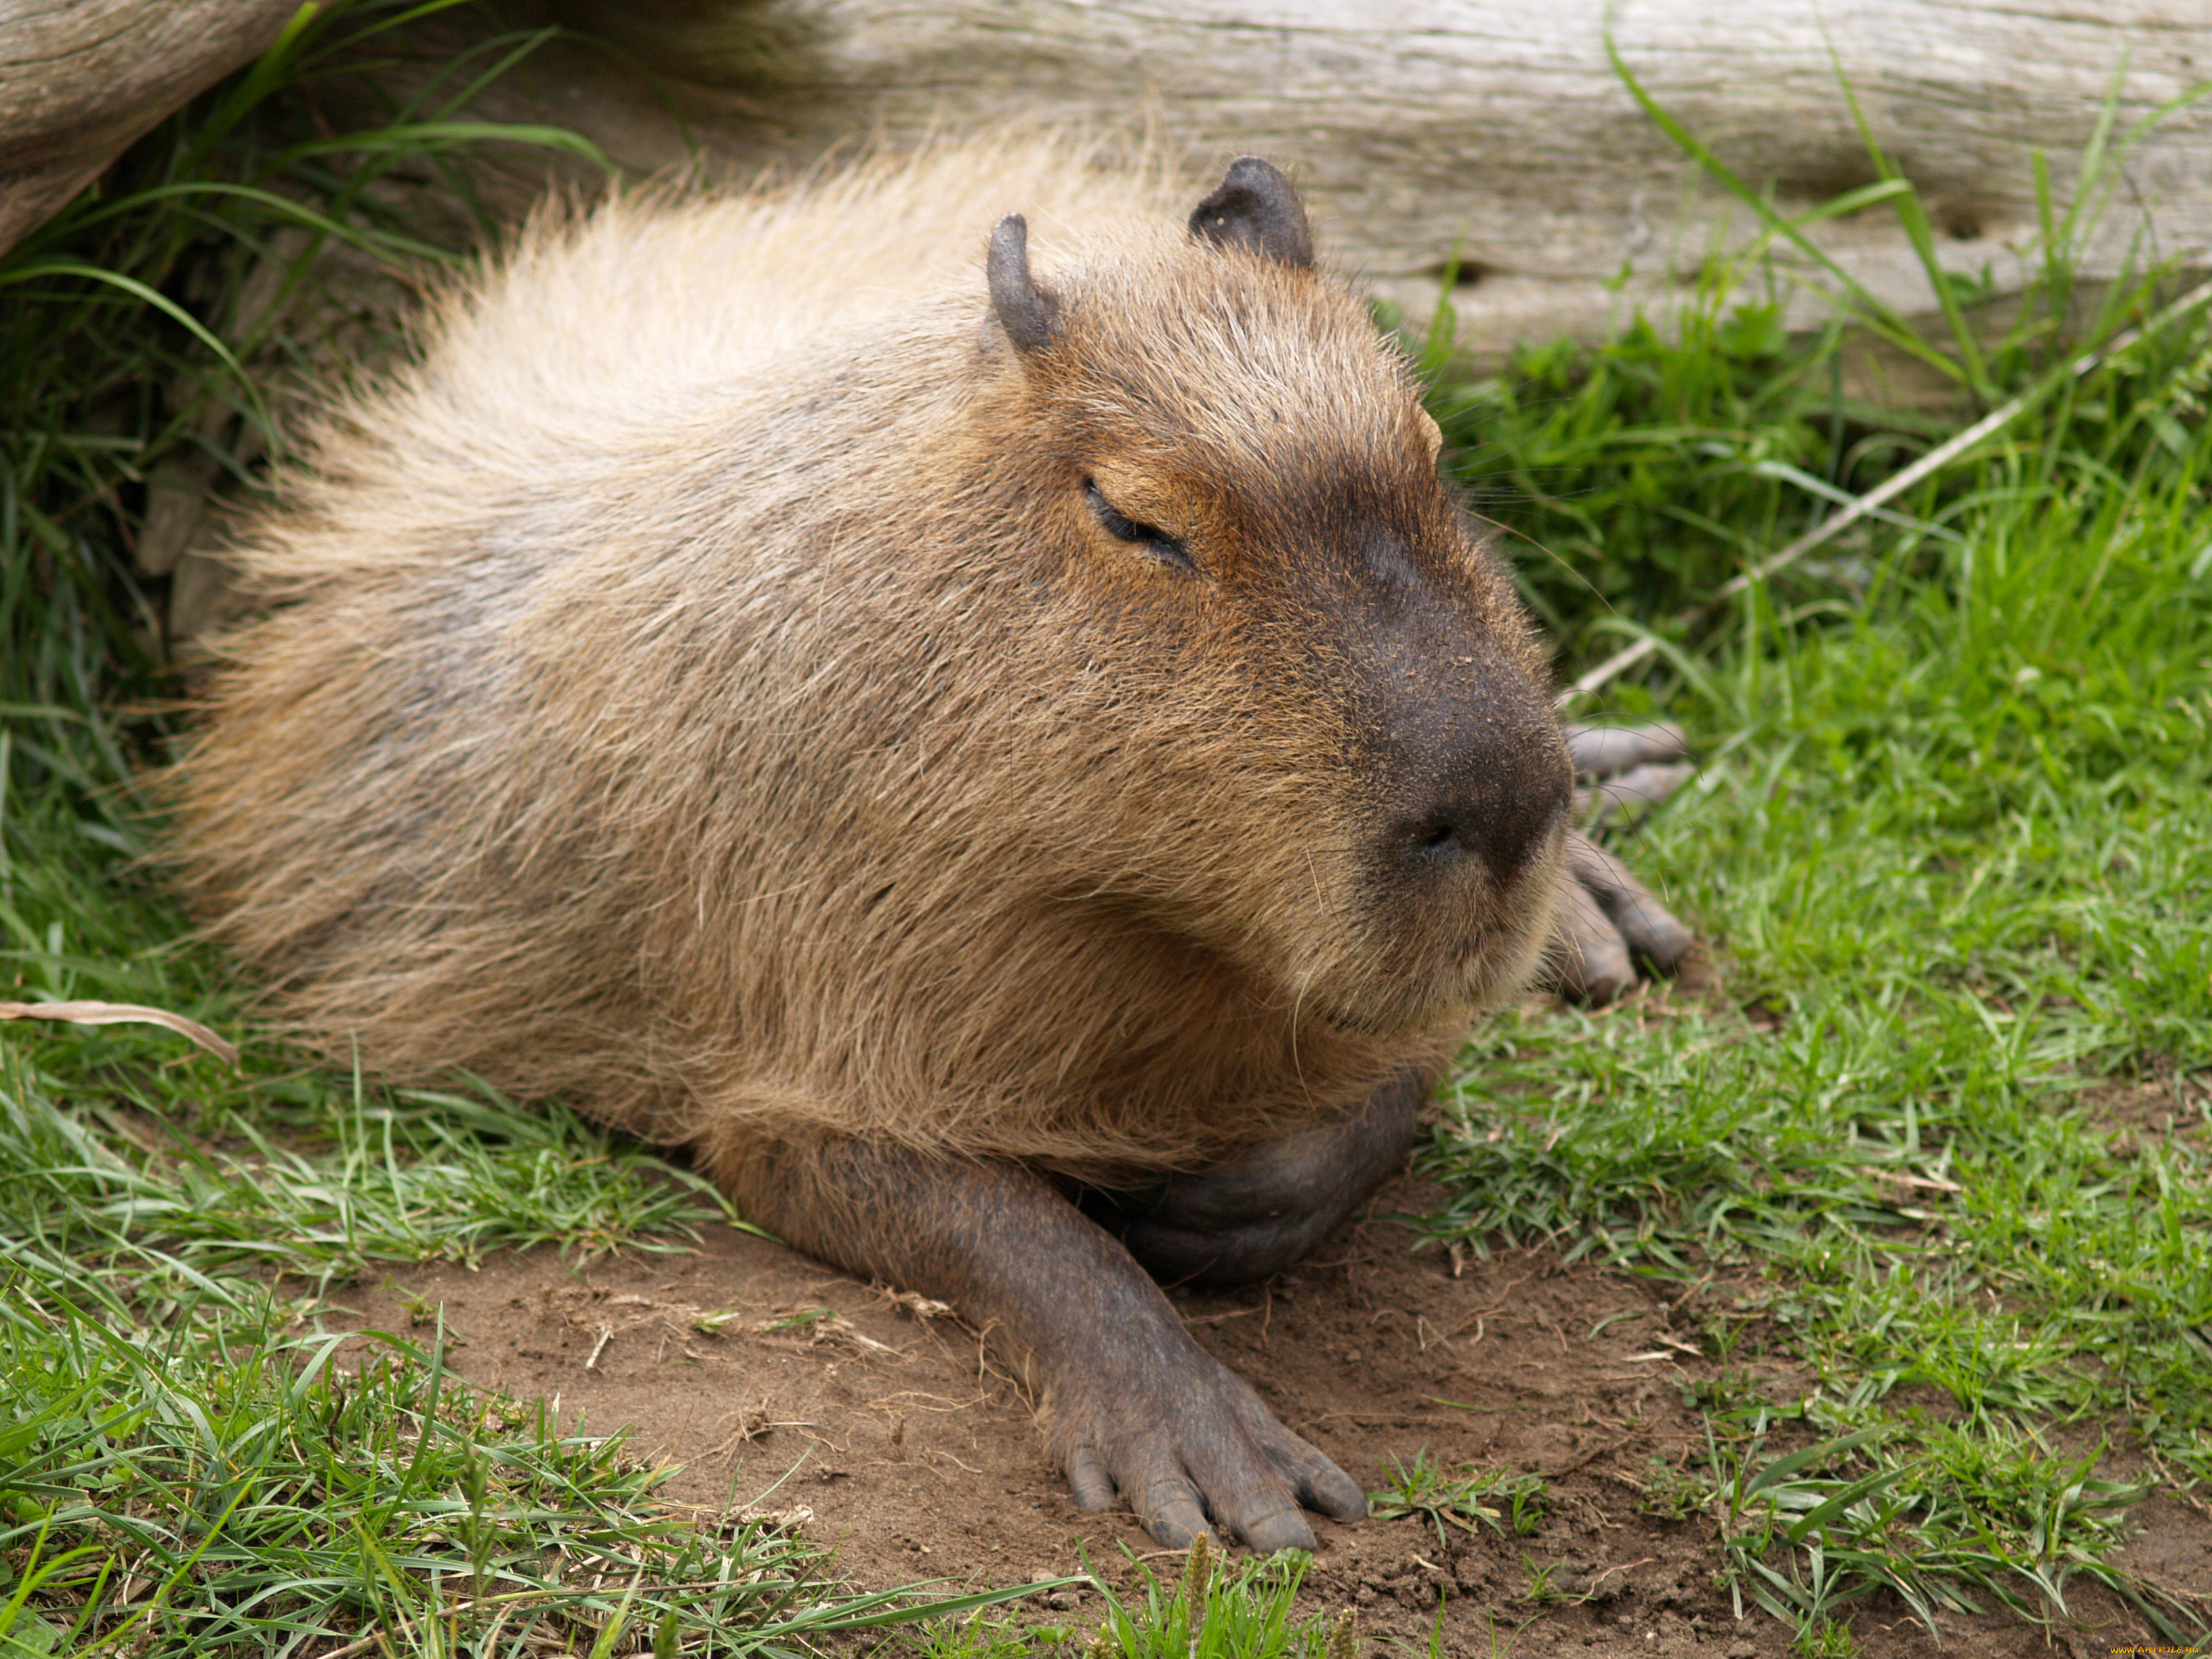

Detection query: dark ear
xmin=988 ymin=214 xmax=1062 ymax=352
xmin=1189 ymin=157 xmax=1313 ymax=268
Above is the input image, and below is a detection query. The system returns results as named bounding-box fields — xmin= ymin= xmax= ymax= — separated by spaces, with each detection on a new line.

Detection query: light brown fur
xmin=168 ymin=130 xmax=1564 ymax=1188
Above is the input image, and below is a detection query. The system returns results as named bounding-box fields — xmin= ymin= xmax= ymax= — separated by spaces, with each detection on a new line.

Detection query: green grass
xmin=1404 ymin=52 xmax=2212 ymax=674
xmin=3 ymin=4 xmax=2210 ymax=1653
xmin=895 ymin=1536 xmax=1359 ymax=1659
xmin=0 ymin=1283 xmax=1058 ymax=1655
xmin=1082 ymin=1536 xmax=1355 ymax=1659
xmin=1368 ymin=1452 xmax=1548 ymax=1547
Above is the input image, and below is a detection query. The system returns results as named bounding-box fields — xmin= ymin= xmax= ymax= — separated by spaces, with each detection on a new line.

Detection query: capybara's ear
xmin=987 ymin=213 xmax=1063 ymax=352
xmin=1187 ymin=157 xmax=1313 ymax=268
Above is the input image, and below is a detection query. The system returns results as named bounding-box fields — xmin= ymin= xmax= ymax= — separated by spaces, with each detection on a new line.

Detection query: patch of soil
xmin=2076 ymin=1064 xmax=2211 ymax=1155
xmin=342 ymin=1176 xmax=2196 ymax=1658
xmin=2116 ymin=1496 xmax=2212 ymax=1616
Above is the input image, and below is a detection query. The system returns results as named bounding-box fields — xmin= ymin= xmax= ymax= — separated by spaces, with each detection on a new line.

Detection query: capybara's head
xmin=966 ymin=157 xmax=1572 ymax=1040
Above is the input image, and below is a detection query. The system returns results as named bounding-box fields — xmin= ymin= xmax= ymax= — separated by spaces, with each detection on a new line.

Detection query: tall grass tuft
xmin=1400 ymin=51 xmax=2212 ymax=681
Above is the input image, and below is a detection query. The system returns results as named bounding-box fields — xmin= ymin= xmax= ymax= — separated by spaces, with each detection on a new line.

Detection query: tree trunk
xmin=0 ymin=0 xmax=303 ymax=252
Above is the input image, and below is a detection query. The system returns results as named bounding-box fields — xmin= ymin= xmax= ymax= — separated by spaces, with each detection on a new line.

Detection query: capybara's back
xmin=174 ymin=134 xmax=1578 ymax=1550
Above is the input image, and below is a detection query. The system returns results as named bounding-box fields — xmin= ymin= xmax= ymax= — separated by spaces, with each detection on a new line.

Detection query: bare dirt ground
xmin=344 ymin=1175 xmax=2207 ymax=1659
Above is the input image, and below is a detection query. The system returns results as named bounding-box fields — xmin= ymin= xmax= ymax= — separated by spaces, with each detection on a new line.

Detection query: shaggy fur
xmin=169 ymin=131 xmax=1570 ymax=1192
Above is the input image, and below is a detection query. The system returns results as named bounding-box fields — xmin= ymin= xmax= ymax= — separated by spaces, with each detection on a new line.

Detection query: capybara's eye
xmin=1084 ymin=480 xmax=1195 ymax=572
xmin=1413 ymin=820 xmax=1463 ymax=861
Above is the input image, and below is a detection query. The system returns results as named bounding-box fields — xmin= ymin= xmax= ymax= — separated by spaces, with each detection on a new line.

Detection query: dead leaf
xmin=878 ymin=1288 xmax=955 ymax=1321
xmin=0 ymin=1000 xmax=239 ymax=1067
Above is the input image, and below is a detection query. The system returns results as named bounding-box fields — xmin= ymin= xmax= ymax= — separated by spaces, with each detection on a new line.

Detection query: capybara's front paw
xmin=1549 ymin=722 xmax=1698 ymax=1003
xmin=1051 ymin=1342 xmax=1364 ymax=1552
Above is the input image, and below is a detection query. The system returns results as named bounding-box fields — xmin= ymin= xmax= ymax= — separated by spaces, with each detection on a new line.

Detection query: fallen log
xmin=0 ymin=0 xmax=304 ymax=252
xmin=517 ymin=0 xmax=2212 ymax=352
xmin=7 ymin=1 xmax=2208 ymax=356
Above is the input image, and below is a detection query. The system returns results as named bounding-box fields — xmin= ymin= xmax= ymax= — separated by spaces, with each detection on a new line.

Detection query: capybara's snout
xmin=1379 ymin=642 xmax=1570 ymax=890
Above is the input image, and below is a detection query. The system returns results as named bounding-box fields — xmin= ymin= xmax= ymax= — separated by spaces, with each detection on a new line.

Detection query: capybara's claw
xmin=1284 ymin=1443 xmax=1369 ymax=1521
xmin=1140 ymin=1483 xmax=1214 ymax=1550
xmin=1237 ymin=1503 xmax=1318 ymax=1555
xmin=1065 ymin=1445 xmax=1116 ymax=1511
xmin=1572 ymin=760 xmax=1696 ymax=828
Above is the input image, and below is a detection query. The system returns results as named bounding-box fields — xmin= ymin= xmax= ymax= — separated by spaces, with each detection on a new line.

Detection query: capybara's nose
xmin=1397 ymin=728 xmax=1571 ymax=880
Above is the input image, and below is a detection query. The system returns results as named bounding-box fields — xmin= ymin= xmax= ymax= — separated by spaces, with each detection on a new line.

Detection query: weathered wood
xmin=0 ymin=0 xmax=302 ymax=253
xmin=9 ymin=0 xmax=2209 ymax=352
xmin=514 ymin=0 xmax=2212 ymax=353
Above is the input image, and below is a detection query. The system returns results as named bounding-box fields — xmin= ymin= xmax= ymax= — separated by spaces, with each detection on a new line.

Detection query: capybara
xmin=170 ymin=133 xmax=1687 ymax=1551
